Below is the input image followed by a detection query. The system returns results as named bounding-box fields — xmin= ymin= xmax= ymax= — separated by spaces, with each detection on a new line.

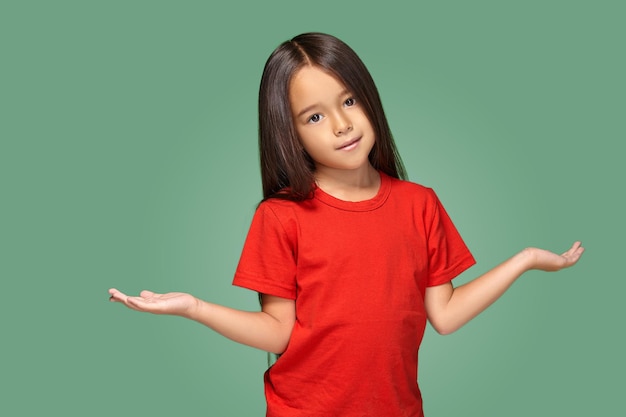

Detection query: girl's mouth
xmin=337 ymin=137 xmax=361 ymax=151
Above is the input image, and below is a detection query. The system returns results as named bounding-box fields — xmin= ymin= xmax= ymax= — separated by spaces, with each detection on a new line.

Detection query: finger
xmin=126 ymin=295 xmax=163 ymax=310
xmin=124 ymin=296 xmax=149 ymax=312
xmin=561 ymin=241 xmax=582 ymax=257
xmin=563 ymin=242 xmax=585 ymax=265
xmin=108 ymin=288 xmax=129 ymax=303
xmin=571 ymin=245 xmax=585 ymax=260
xmin=108 ymin=289 xmax=150 ymax=311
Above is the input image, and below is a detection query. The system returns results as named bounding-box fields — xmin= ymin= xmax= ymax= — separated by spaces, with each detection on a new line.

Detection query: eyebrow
xmin=295 ymin=89 xmax=351 ymax=118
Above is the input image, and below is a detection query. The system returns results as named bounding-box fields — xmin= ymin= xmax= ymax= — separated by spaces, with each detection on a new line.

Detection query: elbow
xmin=269 ymin=339 xmax=289 ymax=355
xmin=429 ymin=318 xmax=461 ymax=336
xmin=431 ymin=324 xmax=455 ymax=336
xmin=267 ymin=327 xmax=293 ymax=355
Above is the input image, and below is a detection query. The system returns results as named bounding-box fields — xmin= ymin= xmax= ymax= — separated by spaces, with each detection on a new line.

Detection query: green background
xmin=2 ymin=0 xmax=623 ymax=415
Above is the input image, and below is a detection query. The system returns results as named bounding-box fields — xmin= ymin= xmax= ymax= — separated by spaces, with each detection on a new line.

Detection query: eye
xmin=308 ymin=114 xmax=323 ymax=124
xmin=344 ymin=97 xmax=356 ymax=107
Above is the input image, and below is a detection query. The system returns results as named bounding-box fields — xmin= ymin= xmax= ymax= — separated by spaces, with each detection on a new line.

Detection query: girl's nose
xmin=334 ymin=115 xmax=353 ymax=136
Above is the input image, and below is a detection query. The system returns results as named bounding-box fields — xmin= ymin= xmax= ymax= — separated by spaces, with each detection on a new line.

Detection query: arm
xmin=108 ymin=289 xmax=296 ymax=354
xmin=424 ymin=241 xmax=584 ymax=335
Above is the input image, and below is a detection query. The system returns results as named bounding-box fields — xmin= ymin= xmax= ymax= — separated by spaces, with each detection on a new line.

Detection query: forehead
xmin=289 ymin=66 xmax=348 ymax=108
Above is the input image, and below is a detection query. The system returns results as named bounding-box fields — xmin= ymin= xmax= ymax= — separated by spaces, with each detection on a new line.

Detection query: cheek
xmin=297 ymin=129 xmax=321 ymax=150
xmin=355 ymin=110 xmax=375 ymax=133
xmin=297 ymin=135 xmax=316 ymax=159
xmin=301 ymin=142 xmax=323 ymax=160
xmin=294 ymin=127 xmax=309 ymax=150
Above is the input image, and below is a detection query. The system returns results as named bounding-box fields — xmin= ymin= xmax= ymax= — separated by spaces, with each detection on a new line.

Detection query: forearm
xmin=426 ymin=249 xmax=533 ymax=334
xmin=108 ymin=287 xmax=295 ymax=354
xmin=186 ymin=299 xmax=293 ymax=354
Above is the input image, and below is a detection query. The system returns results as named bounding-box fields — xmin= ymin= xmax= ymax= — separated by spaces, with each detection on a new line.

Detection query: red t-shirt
xmin=233 ymin=172 xmax=475 ymax=417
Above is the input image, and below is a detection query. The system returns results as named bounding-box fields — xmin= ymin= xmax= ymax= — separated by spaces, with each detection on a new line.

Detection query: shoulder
xmin=387 ymin=174 xmax=438 ymax=204
xmin=258 ymin=196 xmax=312 ymax=214
xmin=255 ymin=197 xmax=312 ymax=231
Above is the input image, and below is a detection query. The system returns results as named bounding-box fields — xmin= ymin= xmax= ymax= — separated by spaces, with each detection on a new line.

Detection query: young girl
xmin=109 ymin=32 xmax=584 ymax=417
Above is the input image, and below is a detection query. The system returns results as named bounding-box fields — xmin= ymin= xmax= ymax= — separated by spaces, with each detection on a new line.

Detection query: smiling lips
xmin=337 ymin=137 xmax=361 ymax=151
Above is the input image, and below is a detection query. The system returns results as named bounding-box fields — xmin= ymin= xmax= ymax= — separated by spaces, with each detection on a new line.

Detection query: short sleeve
xmin=426 ymin=189 xmax=476 ymax=287
xmin=232 ymin=202 xmax=298 ymax=299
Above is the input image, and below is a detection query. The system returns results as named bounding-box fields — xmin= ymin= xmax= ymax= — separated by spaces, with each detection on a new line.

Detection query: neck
xmin=314 ymin=164 xmax=380 ymax=201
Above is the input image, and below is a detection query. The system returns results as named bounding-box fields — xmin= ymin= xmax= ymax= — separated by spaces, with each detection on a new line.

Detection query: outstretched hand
xmin=108 ymin=288 xmax=198 ymax=317
xmin=526 ymin=241 xmax=585 ymax=272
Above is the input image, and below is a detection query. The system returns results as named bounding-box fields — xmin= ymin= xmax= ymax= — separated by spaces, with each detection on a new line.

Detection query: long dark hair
xmin=259 ymin=32 xmax=406 ymax=201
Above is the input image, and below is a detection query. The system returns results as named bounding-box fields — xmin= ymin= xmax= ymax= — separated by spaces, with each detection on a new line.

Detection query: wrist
xmin=182 ymin=295 xmax=203 ymax=320
xmin=518 ymin=247 xmax=538 ymax=271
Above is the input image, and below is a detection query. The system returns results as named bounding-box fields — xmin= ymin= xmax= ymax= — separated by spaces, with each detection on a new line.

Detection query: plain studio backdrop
xmin=1 ymin=1 xmax=623 ymax=416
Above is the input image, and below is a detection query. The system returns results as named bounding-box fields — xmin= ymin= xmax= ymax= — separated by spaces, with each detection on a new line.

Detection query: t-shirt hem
xmin=428 ymin=255 xmax=476 ymax=287
xmin=233 ymin=273 xmax=296 ymax=300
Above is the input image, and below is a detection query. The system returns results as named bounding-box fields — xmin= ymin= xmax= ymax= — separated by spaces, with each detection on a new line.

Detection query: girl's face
xmin=289 ymin=66 xmax=375 ymax=176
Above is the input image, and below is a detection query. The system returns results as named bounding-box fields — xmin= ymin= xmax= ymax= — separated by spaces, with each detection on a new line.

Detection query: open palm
xmin=529 ymin=241 xmax=585 ymax=272
xmin=108 ymin=288 xmax=198 ymax=317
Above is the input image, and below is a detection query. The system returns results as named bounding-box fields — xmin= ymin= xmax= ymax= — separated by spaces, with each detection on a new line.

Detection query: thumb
xmin=140 ymin=290 xmax=156 ymax=298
